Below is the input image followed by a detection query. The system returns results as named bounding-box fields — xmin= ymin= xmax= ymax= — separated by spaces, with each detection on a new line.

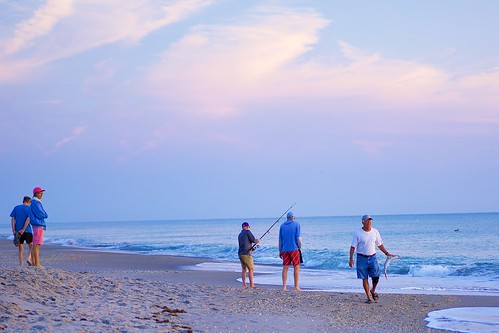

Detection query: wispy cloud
xmin=137 ymin=6 xmax=454 ymax=116
xmin=0 ymin=0 xmax=214 ymax=82
xmin=139 ymin=6 xmax=329 ymax=114
xmin=138 ymin=7 xmax=499 ymax=125
xmin=4 ymin=0 xmax=74 ymax=55
xmin=45 ymin=126 xmax=86 ymax=156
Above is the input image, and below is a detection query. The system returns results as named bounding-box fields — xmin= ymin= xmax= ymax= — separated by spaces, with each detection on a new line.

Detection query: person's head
xmin=23 ymin=196 xmax=31 ymax=205
xmin=362 ymin=215 xmax=373 ymax=226
xmin=287 ymin=211 xmax=295 ymax=220
xmin=33 ymin=187 xmax=45 ymax=199
xmin=242 ymin=221 xmax=250 ymax=230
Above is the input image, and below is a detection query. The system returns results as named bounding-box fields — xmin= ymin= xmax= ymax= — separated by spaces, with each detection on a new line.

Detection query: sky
xmin=1 ymin=0 xmax=498 ymax=223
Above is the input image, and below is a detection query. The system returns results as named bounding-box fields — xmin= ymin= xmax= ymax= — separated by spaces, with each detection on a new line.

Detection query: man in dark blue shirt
xmin=238 ymin=222 xmax=260 ymax=289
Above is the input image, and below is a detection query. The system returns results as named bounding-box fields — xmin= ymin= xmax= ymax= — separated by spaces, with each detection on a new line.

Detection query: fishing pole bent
xmin=250 ymin=202 xmax=296 ymax=252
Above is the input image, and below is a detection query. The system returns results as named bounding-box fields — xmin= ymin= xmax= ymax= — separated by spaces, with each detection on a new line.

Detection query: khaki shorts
xmin=239 ymin=254 xmax=254 ymax=270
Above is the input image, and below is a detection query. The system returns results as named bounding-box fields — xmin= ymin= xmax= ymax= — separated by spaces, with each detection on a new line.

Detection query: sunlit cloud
xmin=4 ymin=0 xmax=74 ymax=55
xmin=137 ymin=5 xmax=499 ymax=129
xmin=139 ymin=6 xmax=329 ymax=115
xmin=45 ymin=126 xmax=86 ymax=156
xmin=136 ymin=6 xmax=460 ymax=117
xmin=0 ymin=0 xmax=214 ymax=82
xmin=82 ymin=59 xmax=119 ymax=95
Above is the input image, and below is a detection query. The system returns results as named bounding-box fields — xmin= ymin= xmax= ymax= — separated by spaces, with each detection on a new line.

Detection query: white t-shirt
xmin=351 ymin=227 xmax=383 ymax=256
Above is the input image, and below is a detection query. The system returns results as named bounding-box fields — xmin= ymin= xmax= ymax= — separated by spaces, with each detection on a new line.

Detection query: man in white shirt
xmin=349 ymin=215 xmax=392 ymax=303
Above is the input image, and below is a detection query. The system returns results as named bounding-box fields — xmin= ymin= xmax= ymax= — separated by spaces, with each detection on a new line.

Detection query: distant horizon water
xmin=47 ymin=210 xmax=499 ymax=225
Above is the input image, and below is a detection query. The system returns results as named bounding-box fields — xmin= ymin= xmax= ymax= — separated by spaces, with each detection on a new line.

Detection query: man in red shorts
xmin=278 ymin=211 xmax=302 ymax=291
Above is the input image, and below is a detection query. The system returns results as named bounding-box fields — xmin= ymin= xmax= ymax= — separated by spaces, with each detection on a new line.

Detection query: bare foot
xmin=242 ymin=284 xmax=248 ymax=289
xmin=294 ymin=287 xmax=302 ymax=291
xmin=282 ymin=287 xmax=288 ymax=291
xmin=250 ymin=286 xmax=259 ymax=289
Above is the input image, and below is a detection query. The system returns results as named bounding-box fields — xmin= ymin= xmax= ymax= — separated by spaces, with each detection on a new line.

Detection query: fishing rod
xmin=250 ymin=202 xmax=296 ymax=252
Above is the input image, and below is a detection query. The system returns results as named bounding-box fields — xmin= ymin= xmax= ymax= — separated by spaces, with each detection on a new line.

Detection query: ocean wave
xmin=408 ymin=263 xmax=499 ymax=279
xmin=409 ymin=264 xmax=455 ymax=277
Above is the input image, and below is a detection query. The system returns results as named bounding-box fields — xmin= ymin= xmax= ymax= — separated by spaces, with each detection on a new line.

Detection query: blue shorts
xmin=356 ymin=254 xmax=380 ymax=279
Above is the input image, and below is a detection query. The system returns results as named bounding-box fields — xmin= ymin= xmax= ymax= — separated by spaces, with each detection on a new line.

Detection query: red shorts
xmin=281 ymin=250 xmax=300 ymax=266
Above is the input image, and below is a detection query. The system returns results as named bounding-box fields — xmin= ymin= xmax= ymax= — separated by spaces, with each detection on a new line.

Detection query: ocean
xmin=2 ymin=212 xmax=498 ymax=296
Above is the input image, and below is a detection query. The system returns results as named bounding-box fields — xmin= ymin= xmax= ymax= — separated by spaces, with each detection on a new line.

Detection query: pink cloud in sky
xmin=3 ymin=0 xmax=74 ymax=55
xmin=45 ymin=126 xmax=87 ymax=156
xmin=0 ymin=0 xmax=214 ymax=82
xmin=136 ymin=9 xmax=499 ymax=130
xmin=137 ymin=6 xmax=488 ymax=120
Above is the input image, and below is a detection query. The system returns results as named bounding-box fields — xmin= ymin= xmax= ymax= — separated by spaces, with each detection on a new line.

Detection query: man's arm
xmin=11 ymin=217 xmax=16 ymax=235
xmin=20 ymin=216 xmax=30 ymax=234
xmin=378 ymin=244 xmax=391 ymax=257
xmin=349 ymin=246 xmax=355 ymax=267
xmin=31 ymin=201 xmax=48 ymax=219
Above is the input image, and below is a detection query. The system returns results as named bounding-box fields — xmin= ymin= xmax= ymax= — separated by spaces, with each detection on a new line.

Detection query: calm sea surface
xmin=2 ymin=212 xmax=498 ymax=296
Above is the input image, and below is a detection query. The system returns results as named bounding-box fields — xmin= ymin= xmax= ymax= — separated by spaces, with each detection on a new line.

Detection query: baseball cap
xmin=362 ymin=215 xmax=372 ymax=222
xmin=242 ymin=222 xmax=250 ymax=227
xmin=287 ymin=211 xmax=294 ymax=219
xmin=33 ymin=187 xmax=45 ymax=195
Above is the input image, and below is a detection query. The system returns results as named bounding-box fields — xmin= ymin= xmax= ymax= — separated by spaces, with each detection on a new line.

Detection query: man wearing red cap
xmin=30 ymin=187 xmax=48 ymax=268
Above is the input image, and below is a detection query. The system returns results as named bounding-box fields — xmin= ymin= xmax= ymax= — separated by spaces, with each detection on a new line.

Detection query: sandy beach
xmin=0 ymin=240 xmax=497 ymax=332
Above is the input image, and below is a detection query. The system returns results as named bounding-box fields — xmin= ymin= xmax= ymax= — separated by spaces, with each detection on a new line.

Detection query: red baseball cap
xmin=33 ymin=187 xmax=45 ymax=195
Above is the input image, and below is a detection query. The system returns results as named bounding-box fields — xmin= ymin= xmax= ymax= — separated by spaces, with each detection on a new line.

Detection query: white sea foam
xmin=190 ymin=262 xmax=499 ymax=296
xmin=409 ymin=264 xmax=455 ymax=277
xmin=426 ymin=307 xmax=499 ymax=333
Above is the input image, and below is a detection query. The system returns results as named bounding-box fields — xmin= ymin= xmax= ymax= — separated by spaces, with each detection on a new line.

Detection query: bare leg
xmin=248 ymin=268 xmax=257 ymax=288
xmin=32 ymin=245 xmax=43 ymax=268
xmin=362 ymin=279 xmax=371 ymax=300
xmin=18 ymin=244 xmax=24 ymax=266
xmin=293 ymin=265 xmax=302 ymax=291
xmin=241 ymin=268 xmax=248 ymax=288
xmin=282 ymin=265 xmax=290 ymax=290
xmin=27 ymin=243 xmax=33 ymax=264
xmin=31 ymin=245 xmax=36 ymax=266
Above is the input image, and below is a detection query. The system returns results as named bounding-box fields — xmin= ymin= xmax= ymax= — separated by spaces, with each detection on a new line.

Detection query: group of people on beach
xmin=10 ymin=187 xmax=48 ymax=268
xmin=10 ymin=189 xmax=389 ymax=303
xmin=238 ymin=212 xmax=392 ymax=303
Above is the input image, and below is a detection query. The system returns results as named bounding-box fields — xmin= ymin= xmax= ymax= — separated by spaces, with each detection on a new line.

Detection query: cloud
xmin=0 ymin=0 xmax=214 ymax=82
xmin=81 ymin=59 xmax=119 ymax=95
xmin=138 ymin=6 xmax=329 ymax=114
xmin=136 ymin=6 xmax=461 ymax=117
xmin=45 ymin=126 xmax=87 ymax=156
xmin=4 ymin=0 xmax=74 ymax=55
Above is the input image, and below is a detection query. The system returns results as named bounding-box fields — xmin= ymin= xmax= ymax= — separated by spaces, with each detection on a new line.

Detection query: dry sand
xmin=1 ymin=239 xmax=497 ymax=332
